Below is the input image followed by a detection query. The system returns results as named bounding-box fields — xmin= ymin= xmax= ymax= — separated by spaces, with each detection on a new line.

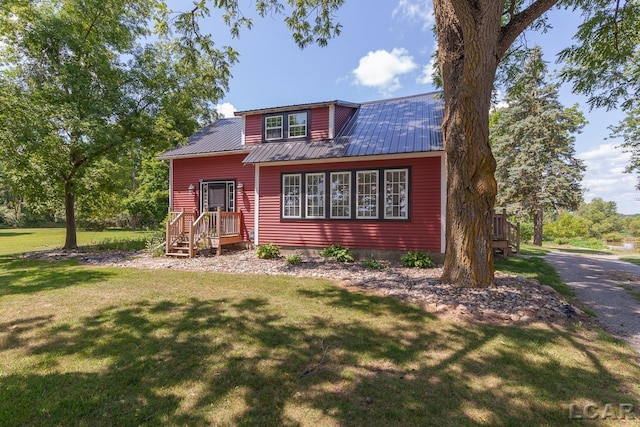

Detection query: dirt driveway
xmin=545 ymin=251 xmax=640 ymax=356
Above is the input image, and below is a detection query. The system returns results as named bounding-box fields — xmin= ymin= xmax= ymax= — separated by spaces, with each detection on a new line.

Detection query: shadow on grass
xmin=0 ymin=231 xmax=34 ymax=237
xmin=0 ymin=257 xmax=114 ymax=298
xmin=1 ymin=287 xmax=638 ymax=425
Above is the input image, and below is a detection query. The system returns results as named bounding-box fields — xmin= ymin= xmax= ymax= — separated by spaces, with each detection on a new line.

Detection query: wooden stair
xmin=492 ymin=209 xmax=520 ymax=258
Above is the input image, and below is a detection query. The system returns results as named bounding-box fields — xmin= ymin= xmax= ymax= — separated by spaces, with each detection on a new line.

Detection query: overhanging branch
xmin=498 ymin=0 xmax=560 ymax=58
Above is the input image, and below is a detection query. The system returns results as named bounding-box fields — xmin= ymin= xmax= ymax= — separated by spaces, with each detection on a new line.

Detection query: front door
xmin=200 ymin=181 xmax=235 ymax=213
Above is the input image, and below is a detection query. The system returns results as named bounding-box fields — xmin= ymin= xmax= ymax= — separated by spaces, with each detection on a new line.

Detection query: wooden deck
xmin=492 ymin=209 xmax=520 ymax=258
xmin=166 ymin=208 xmax=243 ymax=257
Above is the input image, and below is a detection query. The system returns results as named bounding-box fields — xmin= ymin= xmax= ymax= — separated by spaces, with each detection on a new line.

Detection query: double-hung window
xmin=384 ymin=169 xmax=408 ymax=219
xmin=330 ymin=172 xmax=351 ymax=218
xmin=305 ymin=173 xmax=325 ymax=218
xmin=282 ymin=174 xmax=301 ymax=218
xmin=265 ymin=116 xmax=283 ymax=140
xmin=356 ymin=170 xmax=378 ymax=219
xmin=288 ymin=113 xmax=307 ymax=138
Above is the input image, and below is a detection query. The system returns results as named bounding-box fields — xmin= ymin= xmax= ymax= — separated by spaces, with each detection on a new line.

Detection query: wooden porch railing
xmin=492 ymin=208 xmax=520 ymax=256
xmin=166 ymin=207 xmax=242 ymax=257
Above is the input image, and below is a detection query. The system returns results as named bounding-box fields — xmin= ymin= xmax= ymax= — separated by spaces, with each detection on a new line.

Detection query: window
xmin=306 ymin=173 xmax=325 ymax=218
xmin=356 ymin=170 xmax=378 ymax=219
xmin=288 ymin=113 xmax=307 ymax=138
xmin=330 ymin=172 xmax=351 ymax=218
xmin=265 ymin=115 xmax=283 ymax=140
xmin=385 ymin=169 xmax=408 ymax=219
xmin=282 ymin=174 xmax=302 ymax=218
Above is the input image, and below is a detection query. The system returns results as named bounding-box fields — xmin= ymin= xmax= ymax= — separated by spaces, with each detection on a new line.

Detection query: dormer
xmin=235 ymin=100 xmax=359 ymax=146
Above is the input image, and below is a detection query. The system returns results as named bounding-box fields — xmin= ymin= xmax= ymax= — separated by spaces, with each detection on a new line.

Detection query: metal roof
xmin=157 ymin=117 xmax=246 ymax=160
xmin=243 ymin=92 xmax=444 ymax=164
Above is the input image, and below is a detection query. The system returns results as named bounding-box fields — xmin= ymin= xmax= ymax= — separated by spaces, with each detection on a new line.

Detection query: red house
xmin=158 ymin=92 xmax=446 ymax=258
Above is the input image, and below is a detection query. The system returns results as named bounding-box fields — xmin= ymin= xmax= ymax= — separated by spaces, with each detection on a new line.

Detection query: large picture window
xmin=384 ymin=169 xmax=408 ymax=219
xmin=306 ymin=173 xmax=325 ymax=218
xmin=356 ymin=170 xmax=378 ymax=219
xmin=282 ymin=174 xmax=301 ymax=218
xmin=281 ymin=168 xmax=409 ymax=221
xmin=330 ymin=172 xmax=351 ymax=219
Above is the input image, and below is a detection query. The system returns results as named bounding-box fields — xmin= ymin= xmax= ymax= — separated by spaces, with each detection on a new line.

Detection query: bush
xmin=603 ymin=232 xmax=624 ymax=243
xmin=362 ymin=258 xmax=385 ymax=270
xmin=285 ymin=253 xmax=303 ymax=265
xmin=401 ymin=250 xmax=434 ymax=268
xmin=320 ymin=244 xmax=355 ymax=263
xmin=256 ymin=243 xmax=281 ymax=259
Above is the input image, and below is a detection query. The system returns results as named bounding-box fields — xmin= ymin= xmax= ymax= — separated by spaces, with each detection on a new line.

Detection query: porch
xmin=166 ymin=208 xmax=243 ymax=257
xmin=492 ymin=208 xmax=520 ymax=258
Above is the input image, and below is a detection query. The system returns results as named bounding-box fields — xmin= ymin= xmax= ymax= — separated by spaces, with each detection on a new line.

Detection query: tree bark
xmin=64 ymin=179 xmax=78 ymax=250
xmin=533 ymin=208 xmax=543 ymax=246
xmin=435 ymin=0 xmax=503 ymax=287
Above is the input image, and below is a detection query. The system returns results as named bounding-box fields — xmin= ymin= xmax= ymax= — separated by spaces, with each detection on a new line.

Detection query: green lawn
xmin=1 ymin=230 xmax=639 ymax=426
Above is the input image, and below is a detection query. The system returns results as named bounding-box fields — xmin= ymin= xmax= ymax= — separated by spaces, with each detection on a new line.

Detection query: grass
xmin=1 ymin=229 xmax=639 ymax=425
xmin=495 ymin=255 xmax=575 ymax=296
xmin=621 ymin=257 xmax=640 ymax=267
xmin=0 ymin=228 xmax=153 ymax=256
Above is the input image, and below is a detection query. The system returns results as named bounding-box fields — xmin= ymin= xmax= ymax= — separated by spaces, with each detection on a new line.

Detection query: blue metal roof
xmin=157 ymin=117 xmax=245 ymax=160
xmin=243 ymin=92 xmax=443 ymax=164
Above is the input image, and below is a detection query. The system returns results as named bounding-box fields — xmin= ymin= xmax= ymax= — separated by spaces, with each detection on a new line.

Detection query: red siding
xmin=335 ymin=105 xmax=357 ymax=134
xmin=310 ymin=107 xmax=330 ymax=140
xmin=257 ymin=156 xmax=442 ymax=252
xmin=172 ymin=154 xmax=255 ymax=240
xmin=244 ymin=115 xmax=262 ymax=145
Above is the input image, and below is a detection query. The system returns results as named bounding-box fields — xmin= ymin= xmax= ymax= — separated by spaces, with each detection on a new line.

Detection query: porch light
xmin=237 ymin=182 xmax=244 ymax=194
xmin=188 ymin=183 xmax=196 ymax=194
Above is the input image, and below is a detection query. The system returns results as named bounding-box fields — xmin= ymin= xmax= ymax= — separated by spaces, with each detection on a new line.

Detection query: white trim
xmin=159 ymin=150 xmax=250 ymax=161
xmin=328 ymin=104 xmax=335 ymax=139
xmin=254 ymin=165 xmax=260 ymax=245
xmin=241 ymin=116 xmax=246 ymax=146
xmin=169 ymin=159 xmax=174 ymax=211
xmin=440 ymin=153 xmax=447 ymax=253
xmin=250 ymin=150 xmax=444 ymax=167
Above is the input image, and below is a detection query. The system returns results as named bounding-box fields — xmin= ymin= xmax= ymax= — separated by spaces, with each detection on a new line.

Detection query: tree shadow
xmin=1 ymin=290 xmax=638 ymax=425
xmin=0 ymin=257 xmax=114 ymax=298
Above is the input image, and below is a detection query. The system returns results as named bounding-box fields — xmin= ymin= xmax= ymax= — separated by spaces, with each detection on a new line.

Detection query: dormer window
xmin=264 ymin=111 xmax=308 ymax=141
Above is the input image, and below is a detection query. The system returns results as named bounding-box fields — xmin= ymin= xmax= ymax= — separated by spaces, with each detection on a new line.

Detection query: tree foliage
xmin=0 ymin=0 xmax=232 ymax=247
xmin=491 ymin=46 xmax=586 ymax=245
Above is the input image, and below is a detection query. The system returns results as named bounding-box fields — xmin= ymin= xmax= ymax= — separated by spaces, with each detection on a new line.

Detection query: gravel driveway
xmin=545 ymin=251 xmax=640 ymax=355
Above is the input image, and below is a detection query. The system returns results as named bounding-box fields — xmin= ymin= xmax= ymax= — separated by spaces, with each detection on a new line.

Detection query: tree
xmin=577 ymin=198 xmax=623 ymax=238
xmin=491 ymin=46 xmax=585 ymax=246
xmin=0 ymin=0 xmax=232 ymax=249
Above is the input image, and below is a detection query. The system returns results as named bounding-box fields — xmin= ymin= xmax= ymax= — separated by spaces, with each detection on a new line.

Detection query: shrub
xmin=285 ymin=253 xmax=303 ymax=265
xmin=320 ymin=244 xmax=354 ymax=263
xmin=401 ymin=250 xmax=434 ymax=268
xmin=256 ymin=243 xmax=281 ymax=259
xmin=362 ymin=257 xmax=385 ymax=270
xmin=603 ymin=232 xmax=624 ymax=243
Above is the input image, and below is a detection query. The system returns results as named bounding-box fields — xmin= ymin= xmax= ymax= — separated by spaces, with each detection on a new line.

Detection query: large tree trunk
xmin=435 ymin=1 xmax=503 ymax=287
xmin=64 ymin=179 xmax=78 ymax=250
xmin=533 ymin=208 xmax=543 ymax=246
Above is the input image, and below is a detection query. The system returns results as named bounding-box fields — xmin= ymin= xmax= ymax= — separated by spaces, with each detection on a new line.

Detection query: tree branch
xmin=498 ymin=0 xmax=560 ymax=57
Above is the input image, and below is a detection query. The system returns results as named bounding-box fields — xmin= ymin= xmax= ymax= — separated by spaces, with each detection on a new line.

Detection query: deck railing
xmin=492 ymin=208 xmax=520 ymax=254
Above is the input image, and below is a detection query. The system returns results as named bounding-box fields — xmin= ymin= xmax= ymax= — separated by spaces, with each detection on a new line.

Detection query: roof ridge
xmin=360 ymin=91 xmax=442 ymax=106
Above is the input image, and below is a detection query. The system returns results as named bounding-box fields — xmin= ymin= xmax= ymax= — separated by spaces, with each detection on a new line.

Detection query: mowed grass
xmin=0 ymin=228 xmax=153 ymax=256
xmin=1 ymin=231 xmax=639 ymax=425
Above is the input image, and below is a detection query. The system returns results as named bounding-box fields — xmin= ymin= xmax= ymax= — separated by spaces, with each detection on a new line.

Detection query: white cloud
xmin=416 ymin=41 xmax=438 ymax=85
xmin=352 ymin=48 xmax=417 ymax=95
xmin=215 ymin=102 xmax=236 ymax=118
xmin=392 ymin=0 xmax=435 ymax=31
xmin=578 ymin=142 xmax=640 ymax=214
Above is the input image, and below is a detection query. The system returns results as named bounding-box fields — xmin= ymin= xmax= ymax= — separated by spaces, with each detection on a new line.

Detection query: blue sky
xmin=172 ymin=0 xmax=638 ymax=214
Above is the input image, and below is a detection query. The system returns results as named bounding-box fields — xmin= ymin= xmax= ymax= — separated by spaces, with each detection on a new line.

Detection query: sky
xmin=171 ymin=0 xmax=639 ymax=215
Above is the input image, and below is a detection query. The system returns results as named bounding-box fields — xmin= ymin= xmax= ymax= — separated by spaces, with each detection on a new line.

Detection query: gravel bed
xmin=24 ymin=249 xmax=586 ymax=325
